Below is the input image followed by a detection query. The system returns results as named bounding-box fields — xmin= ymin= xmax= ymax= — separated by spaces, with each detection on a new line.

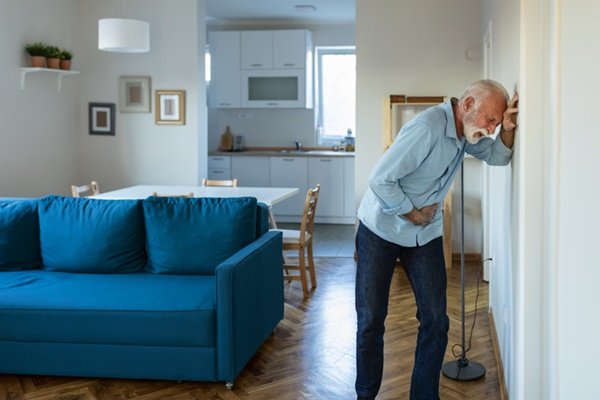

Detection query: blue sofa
xmin=0 ymin=195 xmax=284 ymax=388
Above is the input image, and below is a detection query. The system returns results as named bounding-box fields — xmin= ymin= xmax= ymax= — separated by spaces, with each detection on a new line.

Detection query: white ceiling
xmin=206 ymin=0 xmax=355 ymax=23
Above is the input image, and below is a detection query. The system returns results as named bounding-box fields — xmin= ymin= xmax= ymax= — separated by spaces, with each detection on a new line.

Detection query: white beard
xmin=462 ymin=109 xmax=487 ymax=144
xmin=463 ymin=122 xmax=487 ymax=144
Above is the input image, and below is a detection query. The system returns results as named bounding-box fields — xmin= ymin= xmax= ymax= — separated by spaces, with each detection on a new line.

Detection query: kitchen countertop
xmin=209 ymin=149 xmax=355 ymax=157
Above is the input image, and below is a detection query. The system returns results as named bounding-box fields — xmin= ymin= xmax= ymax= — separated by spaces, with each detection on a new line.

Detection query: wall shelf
xmin=20 ymin=68 xmax=80 ymax=91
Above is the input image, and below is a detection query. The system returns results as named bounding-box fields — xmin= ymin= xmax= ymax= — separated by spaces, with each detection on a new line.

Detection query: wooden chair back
xmin=201 ymin=178 xmax=238 ymax=187
xmin=298 ymin=184 xmax=320 ymax=246
xmin=71 ymin=181 xmax=100 ymax=198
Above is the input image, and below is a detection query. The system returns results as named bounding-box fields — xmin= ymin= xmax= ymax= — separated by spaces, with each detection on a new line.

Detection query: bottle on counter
xmin=344 ymin=128 xmax=355 ymax=151
xmin=219 ymin=126 xmax=233 ymax=152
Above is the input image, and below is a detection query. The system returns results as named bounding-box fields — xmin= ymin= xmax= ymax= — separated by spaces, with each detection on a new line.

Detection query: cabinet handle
xmin=213 ymin=158 xmax=223 ymax=160
xmin=267 ymin=102 xmax=279 ymax=106
xmin=251 ymin=63 xmax=263 ymax=67
xmin=283 ymin=63 xmax=295 ymax=67
xmin=283 ymin=158 xmax=295 ymax=162
xmin=219 ymin=102 xmax=231 ymax=106
xmin=320 ymin=159 xmax=332 ymax=162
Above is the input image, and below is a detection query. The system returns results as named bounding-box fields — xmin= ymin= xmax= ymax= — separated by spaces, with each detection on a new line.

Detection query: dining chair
xmin=201 ymin=178 xmax=239 ymax=187
xmin=151 ymin=192 xmax=194 ymax=198
xmin=272 ymin=184 xmax=320 ymax=298
xmin=71 ymin=181 xmax=100 ymax=198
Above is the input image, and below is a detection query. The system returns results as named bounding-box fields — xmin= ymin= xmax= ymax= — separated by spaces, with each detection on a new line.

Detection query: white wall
xmin=0 ymin=0 xmax=80 ymax=197
xmin=206 ymin=23 xmax=355 ymax=151
xmin=556 ymin=2 xmax=600 ymax=398
xmin=355 ymin=0 xmax=483 ymax=245
xmin=76 ymin=0 xmax=206 ymax=191
xmin=0 ymin=0 xmax=207 ymax=196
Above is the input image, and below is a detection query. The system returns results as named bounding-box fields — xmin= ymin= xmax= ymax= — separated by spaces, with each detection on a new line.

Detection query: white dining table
xmin=90 ymin=184 xmax=299 ymax=228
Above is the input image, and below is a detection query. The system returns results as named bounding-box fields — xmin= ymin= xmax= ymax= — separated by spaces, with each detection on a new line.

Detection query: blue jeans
xmin=355 ymin=222 xmax=449 ymax=400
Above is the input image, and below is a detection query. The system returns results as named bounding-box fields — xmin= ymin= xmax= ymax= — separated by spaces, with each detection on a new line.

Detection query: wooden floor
xmin=0 ymin=257 xmax=500 ymax=400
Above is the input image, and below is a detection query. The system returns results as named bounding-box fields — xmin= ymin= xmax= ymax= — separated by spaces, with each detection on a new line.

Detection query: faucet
xmin=294 ymin=141 xmax=302 ymax=151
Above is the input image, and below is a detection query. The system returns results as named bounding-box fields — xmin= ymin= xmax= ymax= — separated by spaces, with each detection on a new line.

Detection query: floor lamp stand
xmin=441 ymin=161 xmax=486 ymax=381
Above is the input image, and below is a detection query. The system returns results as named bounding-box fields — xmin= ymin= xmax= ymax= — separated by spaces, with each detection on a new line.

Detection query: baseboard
xmin=488 ymin=311 xmax=508 ymax=400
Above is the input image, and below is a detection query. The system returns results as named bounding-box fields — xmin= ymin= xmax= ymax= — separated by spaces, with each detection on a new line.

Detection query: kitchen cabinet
xmin=270 ymin=157 xmax=308 ymax=216
xmin=231 ymin=156 xmax=270 ymax=187
xmin=308 ymin=157 xmax=344 ymax=217
xmin=241 ymin=30 xmax=310 ymax=69
xmin=207 ymin=156 xmax=231 ymax=180
xmin=208 ymin=31 xmax=241 ymax=108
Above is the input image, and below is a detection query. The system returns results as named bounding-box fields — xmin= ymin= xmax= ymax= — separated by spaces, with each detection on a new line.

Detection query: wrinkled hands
xmin=502 ymin=92 xmax=519 ymax=132
xmin=500 ymin=92 xmax=519 ymax=149
xmin=403 ymin=203 xmax=439 ymax=226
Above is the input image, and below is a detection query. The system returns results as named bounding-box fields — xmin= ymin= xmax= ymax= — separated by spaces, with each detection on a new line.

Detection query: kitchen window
xmin=315 ymin=46 xmax=356 ymax=145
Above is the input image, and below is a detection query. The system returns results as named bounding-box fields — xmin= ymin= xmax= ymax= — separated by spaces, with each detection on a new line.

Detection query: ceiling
xmin=206 ymin=0 xmax=355 ymax=23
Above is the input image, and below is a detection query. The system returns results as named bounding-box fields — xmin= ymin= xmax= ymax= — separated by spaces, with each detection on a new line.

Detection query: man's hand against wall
xmin=403 ymin=203 xmax=439 ymax=226
xmin=500 ymin=92 xmax=519 ymax=149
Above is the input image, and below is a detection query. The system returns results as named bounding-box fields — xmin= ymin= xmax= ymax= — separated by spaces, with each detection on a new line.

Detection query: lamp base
xmin=442 ymin=358 xmax=486 ymax=381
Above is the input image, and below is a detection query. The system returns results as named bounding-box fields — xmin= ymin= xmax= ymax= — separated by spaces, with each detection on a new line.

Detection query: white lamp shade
xmin=98 ymin=18 xmax=150 ymax=53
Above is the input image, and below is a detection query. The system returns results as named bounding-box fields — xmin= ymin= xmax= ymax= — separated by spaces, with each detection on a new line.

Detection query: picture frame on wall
xmin=89 ymin=103 xmax=115 ymax=135
xmin=119 ymin=76 xmax=151 ymax=113
xmin=155 ymin=90 xmax=186 ymax=125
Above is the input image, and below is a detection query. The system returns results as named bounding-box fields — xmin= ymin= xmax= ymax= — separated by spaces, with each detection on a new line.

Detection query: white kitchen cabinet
xmin=308 ymin=157 xmax=344 ymax=217
xmin=231 ymin=157 xmax=270 ymax=187
xmin=343 ymin=157 xmax=356 ymax=217
xmin=208 ymin=31 xmax=241 ymax=108
xmin=241 ymin=30 xmax=310 ymax=69
xmin=207 ymin=156 xmax=231 ymax=180
xmin=272 ymin=30 xmax=311 ymax=68
xmin=241 ymin=31 xmax=272 ymax=69
xmin=270 ymin=157 xmax=308 ymax=216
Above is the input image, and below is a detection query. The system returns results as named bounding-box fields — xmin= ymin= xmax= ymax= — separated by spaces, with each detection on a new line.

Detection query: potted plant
xmin=25 ymin=42 xmax=48 ymax=68
xmin=59 ymin=50 xmax=73 ymax=70
xmin=46 ymin=46 xmax=61 ymax=69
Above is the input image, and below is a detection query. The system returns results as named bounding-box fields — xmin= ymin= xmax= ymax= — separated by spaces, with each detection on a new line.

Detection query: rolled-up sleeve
xmin=368 ymin=122 xmax=434 ymax=215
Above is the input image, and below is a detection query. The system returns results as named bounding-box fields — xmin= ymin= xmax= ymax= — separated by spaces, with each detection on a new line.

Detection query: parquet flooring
xmin=0 ymin=257 xmax=500 ymax=400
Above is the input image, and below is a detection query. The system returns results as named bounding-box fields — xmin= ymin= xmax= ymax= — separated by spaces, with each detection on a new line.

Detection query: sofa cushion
xmin=0 ymin=270 xmax=216 ymax=347
xmin=38 ymin=196 xmax=145 ymax=273
xmin=143 ymin=196 xmax=257 ymax=275
xmin=0 ymin=200 xmax=40 ymax=271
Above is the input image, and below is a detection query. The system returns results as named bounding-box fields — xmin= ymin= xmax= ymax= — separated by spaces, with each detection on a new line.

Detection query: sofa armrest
xmin=215 ymin=230 xmax=283 ymax=382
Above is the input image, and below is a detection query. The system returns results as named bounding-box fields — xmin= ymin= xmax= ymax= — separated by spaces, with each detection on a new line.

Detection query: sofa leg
xmin=226 ymin=381 xmax=234 ymax=390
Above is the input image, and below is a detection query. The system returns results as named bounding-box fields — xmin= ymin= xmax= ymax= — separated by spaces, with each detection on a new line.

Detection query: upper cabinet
xmin=210 ymin=29 xmax=313 ymax=109
xmin=208 ymin=31 xmax=241 ymax=108
xmin=242 ymin=30 xmax=310 ymax=69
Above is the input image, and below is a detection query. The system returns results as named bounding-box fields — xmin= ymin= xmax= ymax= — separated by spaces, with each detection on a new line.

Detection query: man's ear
xmin=463 ymin=96 xmax=475 ymax=112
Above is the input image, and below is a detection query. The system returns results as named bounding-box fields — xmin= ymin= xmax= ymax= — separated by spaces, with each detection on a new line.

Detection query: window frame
xmin=314 ymin=46 xmax=356 ymax=145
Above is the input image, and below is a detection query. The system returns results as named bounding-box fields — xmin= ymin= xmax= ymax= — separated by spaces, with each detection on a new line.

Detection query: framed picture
xmin=119 ymin=76 xmax=151 ymax=113
xmin=155 ymin=90 xmax=186 ymax=125
xmin=89 ymin=103 xmax=115 ymax=135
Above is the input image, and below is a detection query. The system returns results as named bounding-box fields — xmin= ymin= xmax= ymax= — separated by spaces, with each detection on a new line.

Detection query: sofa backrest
xmin=0 ymin=196 xmax=269 ymax=275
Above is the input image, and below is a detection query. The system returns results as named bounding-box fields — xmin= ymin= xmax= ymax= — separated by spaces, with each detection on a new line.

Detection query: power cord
xmin=450 ymin=257 xmax=491 ymax=358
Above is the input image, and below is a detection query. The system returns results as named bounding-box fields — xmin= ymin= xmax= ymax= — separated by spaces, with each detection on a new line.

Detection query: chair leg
xmin=307 ymin=242 xmax=317 ymax=289
xmin=298 ymin=247 xmax=309 ymax=298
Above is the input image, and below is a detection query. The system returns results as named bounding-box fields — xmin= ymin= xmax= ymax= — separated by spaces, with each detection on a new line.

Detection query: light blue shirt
xmin=357 ymin=99 xmax=513 ymax=247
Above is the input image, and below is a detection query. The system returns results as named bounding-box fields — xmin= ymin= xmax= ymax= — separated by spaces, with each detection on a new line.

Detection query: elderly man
xmin=355 ymin=80 xmax=519 ymax=400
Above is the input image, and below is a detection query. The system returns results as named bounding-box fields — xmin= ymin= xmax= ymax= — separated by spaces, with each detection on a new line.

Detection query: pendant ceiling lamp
xmin=98 ymin=18 xmax=150 ymax=53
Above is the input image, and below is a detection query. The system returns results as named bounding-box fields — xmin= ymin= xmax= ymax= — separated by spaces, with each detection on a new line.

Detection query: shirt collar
xmin=444 ymin=98 xmax=464 ymax=147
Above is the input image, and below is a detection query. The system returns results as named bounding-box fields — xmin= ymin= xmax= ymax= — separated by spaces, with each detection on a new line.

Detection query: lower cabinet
xmin=207 ymin=156 xmax=231 ymax=180
xmin=270 ymin=157 xmax=308 ymax=216
xmin=232 ymin=156 xmax=270 ymax=187
xmin=308 ymin=157 xmax=344 ymax=217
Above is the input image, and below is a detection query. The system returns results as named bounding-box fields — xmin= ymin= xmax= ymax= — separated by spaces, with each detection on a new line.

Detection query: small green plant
xmin=59 ymin=50 xmax=73 ymax=60
xmin=24 ymin=42 xmax=49 ymax=57
xmin=46 ymin=46 xmax=62 ymax=59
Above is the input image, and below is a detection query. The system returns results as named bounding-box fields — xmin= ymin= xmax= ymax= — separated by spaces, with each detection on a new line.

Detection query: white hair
xmin=459 ymin=79 xmax=509 ymax=105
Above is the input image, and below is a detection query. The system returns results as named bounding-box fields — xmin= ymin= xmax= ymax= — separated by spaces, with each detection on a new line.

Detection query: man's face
xmin=463 ymin=94 xmax=507 ymax=144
